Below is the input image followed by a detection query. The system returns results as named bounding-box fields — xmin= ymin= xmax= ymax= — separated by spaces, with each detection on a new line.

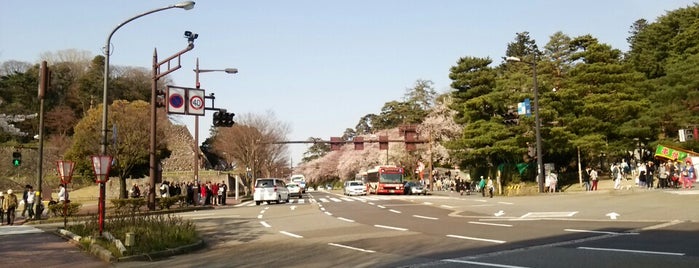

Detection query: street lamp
xmin=193 ymin=58 xmax=238 ymax=202
xmin=101 ymin=1 xmax=195 ymax=155
xmin=505 ymin=56 xmax=544 ymax=193
xmin=100 ymin=0 xmax=194 ymax=225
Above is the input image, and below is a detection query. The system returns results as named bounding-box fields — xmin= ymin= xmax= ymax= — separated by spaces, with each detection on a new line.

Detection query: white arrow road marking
xmin=494 ymin=210 xmax=505 ymax=217
xmin=606 ymin=212 xmax=620 ymax=220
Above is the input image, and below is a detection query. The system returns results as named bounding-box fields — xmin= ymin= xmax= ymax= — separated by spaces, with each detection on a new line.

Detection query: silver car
xmin=253 ymin=178 xmax=290 ymax=205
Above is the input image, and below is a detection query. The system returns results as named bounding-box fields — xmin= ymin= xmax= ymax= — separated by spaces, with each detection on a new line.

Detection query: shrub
xmin=48 ymin=202 xmax=82 ymax=217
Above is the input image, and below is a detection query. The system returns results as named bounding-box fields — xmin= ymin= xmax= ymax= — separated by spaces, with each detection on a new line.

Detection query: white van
xmin=253 ymin=178 xmax=290 ymax=205
xmin=344 ymin=180 xmax=366 ymax=196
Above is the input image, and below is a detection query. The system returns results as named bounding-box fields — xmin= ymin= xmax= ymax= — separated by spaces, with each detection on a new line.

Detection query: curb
xmin=54 ymin=227 xmax=206 ymax=263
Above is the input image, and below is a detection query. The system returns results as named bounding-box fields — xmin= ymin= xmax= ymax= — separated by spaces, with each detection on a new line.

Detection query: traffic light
xmin=213 ymin=110 xmax=235 ymax=127
xmin=12 ymin=152 xmax=21 ymax=166
xmin=503 ymin=110 xmax=519 ymax=125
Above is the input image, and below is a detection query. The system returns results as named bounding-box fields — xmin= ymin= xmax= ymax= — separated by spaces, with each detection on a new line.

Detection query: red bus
xmin=364 ymin=166 xmax=404 ymax=194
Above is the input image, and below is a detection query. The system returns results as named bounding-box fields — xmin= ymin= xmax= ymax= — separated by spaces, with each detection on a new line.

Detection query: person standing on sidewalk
xmin=590 ymin=168 xmax=599 ymax=191
xmin=26 ymin=186 xmax=35 ymax=220
xmin=20 ymin=185 xmax=29 ymax=217
xmin=583 ymin=167 xmax=592 ymax=191
xmin=0 ymin=192 xmax=4 ymax=224
xmin=3 ymin=189 xmax=18 ymax=225
xmin=479 ymin=176 xmax=486 ymax=197
xmin=220 ymin=181 xmax=228 ymax=205
xmin=486 ymin=177 xmax=494 ymax=198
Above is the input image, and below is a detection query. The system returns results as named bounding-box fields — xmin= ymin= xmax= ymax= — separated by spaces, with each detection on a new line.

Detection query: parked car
xmin=253 ymin=178 xmax=290 ymax=205
xmin=343 ymin=180 xmax=366 ymax=196
xmin=404 ymin=181 xmax=428 ymax=195
xmin=287 ymin=182 xmax=303 ymax=198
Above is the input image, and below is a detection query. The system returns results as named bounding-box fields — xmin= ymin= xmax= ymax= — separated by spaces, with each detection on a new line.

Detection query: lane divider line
xmin=413 ymin=215 xmax=439 ymax=220
xmin=578 ymin=246 xmax=685 ymax=256
xmin=280 ymin=231 xmax=303 ymax=238
xmin=564 ymin=229 xmax=639 ymax=235
xmin=389 ymin=209 xmax=402 ymax=214
xmin=468 ymin=221 xmax=513 ymax=227
xmin=337 ymin=217 xmax=355 ymax=222
xmin=328 ymin=243 xmax=375 ymax=253
xmin=442 ymin=259 xmax=529 ymax=268
xmin=374 ymin=224 xmax=408 ymax=231
xmin=260 ymin=221 xmax=271 ymax=228
xmin=446 ymin=234 xmax=506 ymax=244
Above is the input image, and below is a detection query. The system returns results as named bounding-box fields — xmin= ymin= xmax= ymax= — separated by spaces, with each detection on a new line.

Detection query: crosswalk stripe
xmin=329 ymin=197 xmax=342 ymax=202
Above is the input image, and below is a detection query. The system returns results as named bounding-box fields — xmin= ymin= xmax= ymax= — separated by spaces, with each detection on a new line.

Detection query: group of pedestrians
xmin=610 ymin=159 xmax=695 ymax=190
xmin=0 ymin=184 xmax=48 ymax=225
xmin=149 ymin=180 xmax=229 ymax=206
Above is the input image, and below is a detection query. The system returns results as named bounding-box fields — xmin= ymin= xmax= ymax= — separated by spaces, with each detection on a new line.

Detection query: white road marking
xmin=374 ymin=224 xmax=408 ymax=231
xmin=389 ymin=209 xmax=402 ymax=214
xmin=324 ymin=211 xmax=333 ymax=216
xmin=260 ymin=221 xmax=271 ymax=228
xmin=320 ymin=207 xmax=326 ymax=211
xmin=290 ymin=205 xmax=296 ymax=211
xmin=494 ymin=210 xmax=505 ymax=217
xmin=234 ymin=201 xmax=252 ymax=207
xmin=257 ymin=215 xmax=263 ymax=219
xmin=520 ymin=211 xmax=578 ymax=218
xmin=642 ymin=220 xmax=683 ymax=231
xmin=377 ymin=205 xmax=386 ymax=209
xmin=423 ymin=202 xmax=433 ymax=205
xmin=368 ymin=202 xmax=376 ymax=205
xmin=468 ymin=221 xmax=512 ymax=227
xmin=605 ymin=212 xmax=620 ymax=220
xmin=413 ymin=215 xmax=439 ymax=220
xmin=341 ymin=197 xmax=355 ymax=201
xmin=0 ymin=226 xmax=43 ymax=235
xmin=298 ymin=199 xmax=305 ymax=204
xmin=446 ymin=234 xmax=506 ymax=244
xmin=319 ymin=198 xmax=329 ymax=203
xmin=564 ymin=229 xmax=639 ymax=235
xmin=578 ymin=247 xmax=685 ymax=256
xmin=329 ymin=197 xmax=342 ymax=202
xmin=190 ymin=215 xmax=239 ymax=220
xmin=337 ymin=217 xmax=355 ymax=223
xmin=328 ymin=243 xmax=375 ymax=253
xmin=280 ymin=231 xmax=303 ymax=238
xmin=442 ymin=259 xmax=530 ymax=268
xmin=440 ymin=205 xmax=454 ymax=209
xmin=498 ymin=201 xmax=514 ymax=205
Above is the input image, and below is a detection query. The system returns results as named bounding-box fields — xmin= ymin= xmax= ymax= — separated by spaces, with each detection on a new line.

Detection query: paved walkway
xmin=0 ymin=197 xmax=245 ymax=267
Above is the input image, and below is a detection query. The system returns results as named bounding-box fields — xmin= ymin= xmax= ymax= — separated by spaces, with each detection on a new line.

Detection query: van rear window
xmin=256 ymin=180 xmax=274 ymax=187
xmin=349 ymin=182 xmax=363 ymax=186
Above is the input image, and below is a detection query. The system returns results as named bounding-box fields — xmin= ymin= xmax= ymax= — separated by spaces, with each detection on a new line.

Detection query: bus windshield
xmin=380 ymin=173 xmax=402 ymax=183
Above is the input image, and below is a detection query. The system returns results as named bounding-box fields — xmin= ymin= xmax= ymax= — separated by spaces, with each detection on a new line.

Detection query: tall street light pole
xmin=101 ymin=1 xmax=195 ymax=156
xmin=101 ymin=1 xmax=194 ymax=216
xmin=193 ymin=58 xmax=238 ymax=200
xmin=505 ymin=56 xmax=544 ymax=193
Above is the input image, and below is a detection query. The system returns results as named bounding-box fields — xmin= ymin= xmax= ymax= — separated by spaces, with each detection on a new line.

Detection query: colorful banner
xmin=655 ymin=144 xmax=690 ymax=161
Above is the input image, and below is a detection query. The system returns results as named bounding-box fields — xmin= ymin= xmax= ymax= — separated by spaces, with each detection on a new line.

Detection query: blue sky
xmin=0 ymin=0 xmax=695 ymax=165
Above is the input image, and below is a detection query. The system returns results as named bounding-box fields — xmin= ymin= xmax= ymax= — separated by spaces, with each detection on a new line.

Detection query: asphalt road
xmin=111 ymin=188 xmax=699 ymax=267
xmin=2 ymin=187 xmax=698 ymax=267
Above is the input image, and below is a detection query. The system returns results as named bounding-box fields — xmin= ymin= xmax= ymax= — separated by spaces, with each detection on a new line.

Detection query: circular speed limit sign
xmin=190 ymin=96 xmax=204 ymax=111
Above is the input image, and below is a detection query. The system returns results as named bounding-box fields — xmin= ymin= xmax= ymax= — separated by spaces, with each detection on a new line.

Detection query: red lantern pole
xmin=56 ymin=160 xmax=75 ymax=229
xmin=91 ymin=155 xmax=113 ymax=236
